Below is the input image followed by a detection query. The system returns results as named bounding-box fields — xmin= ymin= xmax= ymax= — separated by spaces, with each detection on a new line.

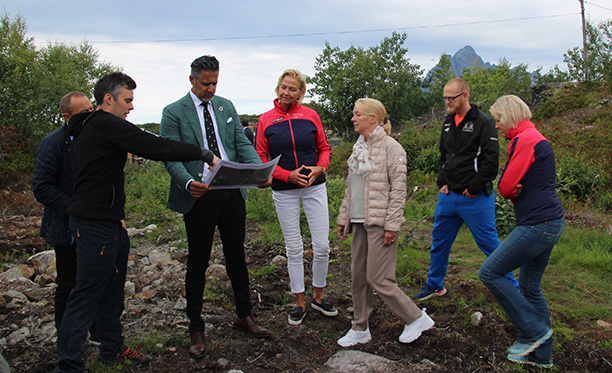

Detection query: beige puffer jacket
xmin=337 ymin=127 xmax=407 ymax=234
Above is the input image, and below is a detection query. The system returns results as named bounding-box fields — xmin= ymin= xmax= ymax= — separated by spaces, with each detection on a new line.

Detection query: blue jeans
xmin=55 ymin=217 xmax=129 ymax=372
xmin=479 ymin=218 xmax=564 ymax=362
xmin=427 ymin=190 xmax=517 ymax=289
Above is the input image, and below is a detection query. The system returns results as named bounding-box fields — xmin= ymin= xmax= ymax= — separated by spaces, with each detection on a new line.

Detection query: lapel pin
xmin=219 ymin=106 xmax=224 ymax=111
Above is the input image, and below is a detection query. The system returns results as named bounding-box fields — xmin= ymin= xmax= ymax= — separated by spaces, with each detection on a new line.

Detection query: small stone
xmin=470 ymin=311 xmax=483 ymax=326
xmin=174 ymin=297 xmax=187 ymax=310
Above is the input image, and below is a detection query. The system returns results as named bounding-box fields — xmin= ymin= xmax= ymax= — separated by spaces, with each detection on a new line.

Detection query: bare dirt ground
xmin=1 ymin=187 xmax=611 ymax=372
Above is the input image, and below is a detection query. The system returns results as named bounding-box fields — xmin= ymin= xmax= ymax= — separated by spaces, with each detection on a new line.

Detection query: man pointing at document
xmin=160 ymin=55 xmax=272 ymax=359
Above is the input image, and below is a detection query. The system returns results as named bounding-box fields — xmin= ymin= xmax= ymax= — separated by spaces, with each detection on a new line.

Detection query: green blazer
xmin=160 ymin=93 xmax=260 ymax=214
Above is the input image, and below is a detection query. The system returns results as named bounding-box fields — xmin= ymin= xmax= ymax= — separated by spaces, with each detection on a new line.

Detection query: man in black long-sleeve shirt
xmin=55 ymin=73 xmax=216 ymax=373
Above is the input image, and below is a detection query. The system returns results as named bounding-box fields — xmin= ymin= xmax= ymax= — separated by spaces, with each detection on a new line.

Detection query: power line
xmin=585 ymin=1 xmax=612 ymax=12
xmin=88 ymin=13 xmax=579 ymax=45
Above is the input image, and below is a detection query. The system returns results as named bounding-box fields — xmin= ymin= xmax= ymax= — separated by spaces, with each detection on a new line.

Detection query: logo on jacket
xmin=443 ymin=122 xmax=451 ymax=132
xmin=272 ymin=117 xmax=285 ymax=123
xmin=462 ymin=122 xmax=474 ymax=132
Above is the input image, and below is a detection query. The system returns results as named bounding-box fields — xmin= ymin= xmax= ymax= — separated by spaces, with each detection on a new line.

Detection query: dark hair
xmin=59 ymin=91 xmax=87 ymax=115
xmin=241 ymin=119 xmax=249 ymax=127
xmin=94 ymin=72 xmax=137 ymax=105
xmin=191 ymin=55 xmax=219 ymax=78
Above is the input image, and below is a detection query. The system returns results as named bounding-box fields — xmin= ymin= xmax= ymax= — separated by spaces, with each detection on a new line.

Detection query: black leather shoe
xmin=188 ymin=331 xmax=206 ymax=358
xmin=233 ymin=316 xmax=272 ymax=338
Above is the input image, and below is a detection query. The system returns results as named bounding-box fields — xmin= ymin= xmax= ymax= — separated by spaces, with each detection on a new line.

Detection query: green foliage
xmin=123 ymin=162 xmax=185 ymax=243
xmin=245 ymin=187 xmax=276 ymax=222
xmin=0 ymin=12 xmax=117 ymax=173
xmin=556 ymin=156 xmax=602 ymax=202
xmin=139 ymin=122 xmax=161 ymax=134
xmin=494 ymin=192 xmax=516 ymax=237
xmin=564 ymin=19 xmax=612 ymax=82
xmin=422 ymin=53 xmax=456 ymax=109
xmin=326 ymin=176 xmax=347 ymax=228
xmin=0 ymin=149 xmax=35 ymax=186
xmin=308 ymin=32 xmax=425 ymax=139
xmin=532 ymin=81 xmax=602 ymax=120
xmin=532 ymin=65 xmax=571 ymax=84
xmin=397 ymin=121 xmax=442 ymax=175
xmin=327 ymin=141 xmax=353 ymax=178
xmin=249 ymin=263 xmax=278 ymax=280
xmin=405 ymin=170 xmax=438 ymax=222
xmin=461 ymin=58 xmax=532 ymax=112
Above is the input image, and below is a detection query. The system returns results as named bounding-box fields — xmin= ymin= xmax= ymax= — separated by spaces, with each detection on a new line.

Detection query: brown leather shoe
xmin=188 ymin=331 xmax=206 ymax=358
xmin=233 ymin=316 xmax=272 ymax=338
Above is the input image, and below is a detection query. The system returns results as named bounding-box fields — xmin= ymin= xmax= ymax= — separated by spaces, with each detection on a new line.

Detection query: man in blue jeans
xmin=413 ymin=78 xmax=518 ymax=301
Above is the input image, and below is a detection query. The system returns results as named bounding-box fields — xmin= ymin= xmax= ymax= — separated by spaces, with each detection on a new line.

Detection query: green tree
xmin=532 ymin=65 xmax=571 ymax=85
xmin=0 ymin=13 xmax=118 ymax=185
xmin=0 ymin=13 xmax=117 ymax=152
xmin=35 ymin=42 xmax=115 ymax=137
xmin=461 ymin=59 xmax=532 ymax=111
xmin=0 ymin=14 xmax=38 ymax=153
xmin=564 ymin=19 xmax=612 ymax=82
xmin=422 ymin=53 xmax=456 ymax=109
xmin=308 ymin=32 xmax=425 ymax=139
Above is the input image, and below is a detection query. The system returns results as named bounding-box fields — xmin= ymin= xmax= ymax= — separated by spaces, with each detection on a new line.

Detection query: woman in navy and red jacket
xmin=479 ymin=95 xmax=564 ymax=368
xmin=256 ymin=69 xmax=336 ymax=326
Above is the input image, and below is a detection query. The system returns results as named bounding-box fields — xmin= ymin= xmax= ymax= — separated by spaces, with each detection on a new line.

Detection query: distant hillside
xmin=426 ymin=45 xmax=494 ymax=79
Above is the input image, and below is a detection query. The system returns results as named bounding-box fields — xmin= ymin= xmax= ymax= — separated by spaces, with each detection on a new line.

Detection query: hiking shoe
xmin=399 ymin=308 xmax=435 ymax=343
xmin=311 ymin=298 xmax=338 ymax=317
xmin=507 ymin=353 xmax=553 ymax=368
xmin=337 ymin=328 xmax=372 ymax=347
xmin=102 ymin=345 xmax=151 ymax=366
xmin=288 ymin=306 xmax=307 ymax=325
xmin=507 ymin=328 xmax=553 ymax=356
xmin=413 ymin=284 xmax=447 ymax=301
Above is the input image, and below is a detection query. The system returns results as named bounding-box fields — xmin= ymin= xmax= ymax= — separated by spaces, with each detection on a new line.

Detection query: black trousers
xmin=184 ymin=189 xmax=252 ymax=334
xmin=54 ymin=243 xmax=96 ymax=338
xmin=54 ymin=243 xmax=77 ymax=330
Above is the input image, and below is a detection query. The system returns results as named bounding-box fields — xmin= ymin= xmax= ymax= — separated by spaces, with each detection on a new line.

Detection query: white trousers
xmin=272 ymin=183 xmax=330 ymax=294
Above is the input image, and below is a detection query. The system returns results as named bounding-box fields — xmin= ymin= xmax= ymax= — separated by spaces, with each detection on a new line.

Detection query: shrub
xmin=556 ymin=156 xmax=602 ymax=202
xmin=397 ymin=121 xmax=441 ymax=174
xmin=327 ymin=141 xmax=353 ymax=178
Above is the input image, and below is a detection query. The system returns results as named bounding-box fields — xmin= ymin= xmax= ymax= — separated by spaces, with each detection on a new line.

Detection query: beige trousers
xmin=350 ymin=223 xmax=422 ymax=331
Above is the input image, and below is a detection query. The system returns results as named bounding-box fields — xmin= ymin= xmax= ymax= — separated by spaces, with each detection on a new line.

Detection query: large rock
xmin=7 ymin=327 xmax=30 ymax=345
xmin=324 ymin=350 xmax=401 ymax=372
xmin=0 ymin=266 xmax=34 ymax=282
xmin=148 ymin=250 xmax=171 ymax=266
xmin=28 ymin=250 xmax=56 ymax=275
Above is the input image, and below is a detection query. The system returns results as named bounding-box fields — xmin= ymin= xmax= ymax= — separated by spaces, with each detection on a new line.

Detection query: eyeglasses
xmin=443 ymin=92 xmax=464 ymax=103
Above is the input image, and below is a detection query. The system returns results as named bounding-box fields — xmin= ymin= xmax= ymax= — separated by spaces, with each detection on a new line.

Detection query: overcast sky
xmin=3 ymin=0 xmax=611 ymax=123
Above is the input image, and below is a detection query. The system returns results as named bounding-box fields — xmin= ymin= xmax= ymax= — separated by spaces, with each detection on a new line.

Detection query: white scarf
xmin=347 ymin=127 xmax=381 ymax=175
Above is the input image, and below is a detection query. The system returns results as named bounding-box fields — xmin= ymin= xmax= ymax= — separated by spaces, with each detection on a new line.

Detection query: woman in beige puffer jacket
xmin=336 ymin=98 xmax=435 ymax=348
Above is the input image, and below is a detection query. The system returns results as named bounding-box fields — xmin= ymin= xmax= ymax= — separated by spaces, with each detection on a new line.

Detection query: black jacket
xmin=32 ymin=124 xmax=73 ymax=246
xmin=437 ymin=104 xmax=499 ymax=195
xmin=67 ymin=110 xmax=210 ymax=221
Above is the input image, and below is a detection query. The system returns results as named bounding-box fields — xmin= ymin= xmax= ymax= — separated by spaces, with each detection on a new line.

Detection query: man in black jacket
xmin=33 ymin=92 xmax=93 ymax=332
xmin=54 ymin=73 xmax=217 ymax=373
xmin=414 ymin=78 xmax=518 ymax=301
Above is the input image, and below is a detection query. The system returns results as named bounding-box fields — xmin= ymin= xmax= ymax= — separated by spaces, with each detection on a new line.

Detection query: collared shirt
xmin=188 ymin=91 xmax=229 ymax=186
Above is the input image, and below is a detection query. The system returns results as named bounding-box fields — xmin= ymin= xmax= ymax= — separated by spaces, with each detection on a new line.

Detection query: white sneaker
xmin=399 ymin=308 xmax=435 ymax=343
xmin=337 ymin=328 xmax=372 ymax=347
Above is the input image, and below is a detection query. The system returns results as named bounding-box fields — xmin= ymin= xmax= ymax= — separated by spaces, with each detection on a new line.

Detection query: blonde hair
xmin=354 ymin=98 xmax=391 ymax=135
xmin=489 ymin=95 xmax=532 ymax=129
xmin=275 ymin=69 xmax=306 ymax=104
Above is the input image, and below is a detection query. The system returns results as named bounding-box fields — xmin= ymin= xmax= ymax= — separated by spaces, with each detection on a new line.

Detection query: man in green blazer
xmin=160 ymin=55 xmax=271 ymax=359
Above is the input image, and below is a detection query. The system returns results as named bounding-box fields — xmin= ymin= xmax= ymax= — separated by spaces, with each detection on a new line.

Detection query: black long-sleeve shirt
xmin=67 ymin=110 xmax=211 ymax=220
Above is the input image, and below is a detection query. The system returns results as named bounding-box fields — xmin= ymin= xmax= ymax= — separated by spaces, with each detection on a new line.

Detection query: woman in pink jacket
xmin=336 ymin=98 xmax=435 ymax=347
xmin=257 ymin=69 xmax=336 ymax=326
